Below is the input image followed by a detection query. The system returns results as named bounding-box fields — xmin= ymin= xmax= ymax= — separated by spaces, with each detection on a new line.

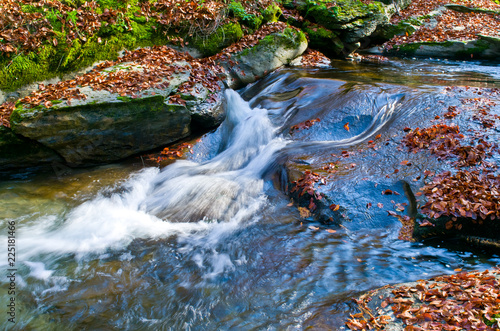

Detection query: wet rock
xmin=0 ymin=126 xmax=62 ymax=170
xmin=10 ymin=64 xmax=193 ymax=165
xmin=388 ymin=37 xmax=500 ymax=60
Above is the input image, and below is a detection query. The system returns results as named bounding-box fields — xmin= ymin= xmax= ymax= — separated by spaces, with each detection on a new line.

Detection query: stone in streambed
xmin=0 ymin=126 xmax=62 ymax=170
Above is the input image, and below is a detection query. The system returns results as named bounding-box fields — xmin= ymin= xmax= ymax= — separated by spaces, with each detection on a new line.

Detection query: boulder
xmin=222 ymin=28 xmax=308 ymax=89
xmin=0 ymin=126 xmax=62 ymax=170
xmin=7 ymin=28 xmax=307 ymax=166
xmin=286 ymin=0 xmax=408 ymax=56
xmin=387 ymin=36 xmax=500 ymax=60
xmin=10 ymin=64 xmax=193 ymax=165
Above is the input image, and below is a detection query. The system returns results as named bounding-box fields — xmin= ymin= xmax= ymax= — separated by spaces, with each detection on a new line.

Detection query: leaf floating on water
xmin=308 ymin=225 xmax=319 ymax=231
xmin=298 ymin=207 xmax=311 ymax=219
xmin=326 ymin=229 xmax=336 ymax=233
xmin=377 ymin=203 xmax=384 ymax=208
xmin=330 ymin=204 xmax=340 ymax=211
xmin=344 ymin=122 xmax=350 ymax=132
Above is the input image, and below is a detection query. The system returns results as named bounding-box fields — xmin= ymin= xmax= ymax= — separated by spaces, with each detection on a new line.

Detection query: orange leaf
xmin=330 ymin=204 xmax=340 ymax=211
xmin=344 ymin=123 xmax=350 ymax=131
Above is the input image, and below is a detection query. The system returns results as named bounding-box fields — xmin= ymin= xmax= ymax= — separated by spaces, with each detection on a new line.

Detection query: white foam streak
xmin=8 ymin=89 xmax=280 ymax=260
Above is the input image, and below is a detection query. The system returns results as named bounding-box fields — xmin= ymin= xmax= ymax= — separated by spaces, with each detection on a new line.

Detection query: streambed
xmin=1 ymin=58 xmax=500 ymax=330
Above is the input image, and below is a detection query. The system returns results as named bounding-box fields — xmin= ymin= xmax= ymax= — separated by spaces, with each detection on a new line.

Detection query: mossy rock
xmin=373 ymin=19 xmax=420 ymax=41
xmin=304 ymin=0 xmax=386 ymax=28
xmin=302 ymin=22 xmax=344 ymax=56
xmin=188 ymin=22 xmax=244 ymax=57
xmin=263 ymin=4 xmax=283 ymax=23
xmin=222 ymin=28 xmax=308 ymax=88
xmin=11 ymin=95 xmax=191 ymax=165
xmin=0 ymin=126 xmax=62 ymax=170
xmin=0 ymin=26 xmax=171 ymax=92
xmin=228 ymin=2 xmax=264 ymax=30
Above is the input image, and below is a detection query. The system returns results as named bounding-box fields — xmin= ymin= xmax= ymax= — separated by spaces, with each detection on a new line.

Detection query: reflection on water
xmin=1 ymin=58 xmax=499 ymax=330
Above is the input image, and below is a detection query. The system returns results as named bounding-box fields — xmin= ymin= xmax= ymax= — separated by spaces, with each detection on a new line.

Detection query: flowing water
xmin=1 ymin=58 xmax=500 ymax=330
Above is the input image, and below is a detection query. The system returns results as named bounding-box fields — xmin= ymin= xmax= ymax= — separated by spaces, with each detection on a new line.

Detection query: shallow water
xmin=1 ymin=58 xmax=500 ymax=330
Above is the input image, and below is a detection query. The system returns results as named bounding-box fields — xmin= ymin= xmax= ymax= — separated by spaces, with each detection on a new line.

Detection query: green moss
xmin=258 ymin=28 xmax=307 ymax=52
xmin=262 ymin=4 xmax=283 ymax=23
xmin=305 ymin=0 xmax=385 ymax=28
xmin=117 ymin=95 xmax=133 ymax=102
xmin=302 ymin=22 xmax=343 ymax=55
xmin=189 ymin=22 xmax=243 ymax=57
xmin=228 ymin=1 xmax=263 ymax=30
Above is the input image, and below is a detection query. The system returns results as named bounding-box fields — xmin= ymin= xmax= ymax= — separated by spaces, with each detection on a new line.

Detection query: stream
xmin=1 ymin=58 xmax=500 ymax=330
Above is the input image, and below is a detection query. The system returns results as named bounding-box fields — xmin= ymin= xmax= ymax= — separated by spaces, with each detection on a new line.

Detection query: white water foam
xmin=1 ymin=90 xmax=285 ymax=264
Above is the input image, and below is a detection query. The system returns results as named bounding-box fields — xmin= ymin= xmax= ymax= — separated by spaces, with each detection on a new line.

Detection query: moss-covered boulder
xmin=10 ymin=63 xmax=193 ymax=165
xmin=11 ymin=95 xmax=191 ymax=165
xmin=302 ymin=21 xmax=344 ymax=56
xmin=222 ymin=28 xmax=308 ymax=89
xmin=286 ymin=0 xmax=408 ymax=56
xmin=380 ymin=4 xmax=500 ymax=60
xmin=188 ymin=22 xmax=244 ymax=57
xmin=0 ymin=126 xmax=62 ymax=170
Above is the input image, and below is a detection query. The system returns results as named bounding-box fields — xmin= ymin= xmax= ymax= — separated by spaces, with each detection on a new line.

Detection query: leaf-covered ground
xmin=385 ymin=0 xmax=500 ymax=50
xmin=347 ymin=267 xmax=500 ymax=330
xmin=0 ymin=21 xmax=293 ymax=128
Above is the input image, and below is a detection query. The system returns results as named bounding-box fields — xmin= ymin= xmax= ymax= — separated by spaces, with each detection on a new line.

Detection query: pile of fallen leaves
xmin=403 ymin=124 xmax=463 ymax=153
xmin=145 ymin=142 xmax=193 ymax=164
xmin=290 ymin=169 xmax=327 ymax=198
xmin=418 ymin=170 xmax=500 ymax=221
xmin=290 ymin=169 xmax=329 ymax=216
xmin=390 ymin=0 xmax=500 ymax=24
xmin=0 ymin=22 xmax=289 ymax=127
xmin=347 ymin=268 xmax=500 ymax=330
xmin=300 ymin=48 xmax=331 ymax=67
xmin=403 ymin=124 xmax=495 ymax=168
xmin=0 ymin=0 xmax=120 ymax=55
xmin=289 ymin=117 xmax=321 ymax=133
xmin=398 ymin=85 xmax=500 ymax=234
xmin=386 ymin=10 xmax=500 ymax=50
